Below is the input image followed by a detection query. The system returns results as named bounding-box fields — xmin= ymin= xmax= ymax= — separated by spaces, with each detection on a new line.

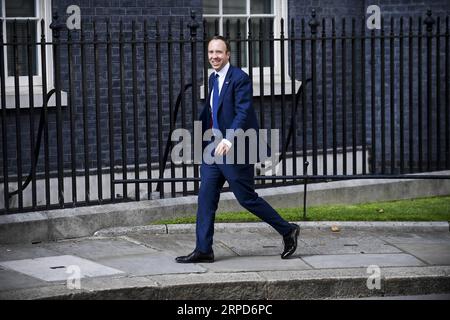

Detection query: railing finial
xmin=424 ymin=9 xmax=435 ymax=33
xmin=308 ymin=9 xmax=320 ymax=34
xmin=49 ymin=10 xmax=66 ymax=38
xmin=188 ymin=10 xmax=199 ymax=38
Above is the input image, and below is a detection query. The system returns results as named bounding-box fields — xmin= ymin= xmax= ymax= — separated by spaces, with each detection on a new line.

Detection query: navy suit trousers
xmin=195 ymin=162 xmax=294 ymax=254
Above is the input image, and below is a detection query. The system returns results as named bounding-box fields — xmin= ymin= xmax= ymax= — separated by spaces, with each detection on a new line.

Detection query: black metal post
xmin=50 ymin=12 xmax=65 ymax=208
xmin=309 ymin=11 xmax=319 ymax=176
xmin=425 ymin=10 xmax=435 ymax=172
xmin=188 ymin=11 xmax=200 ymax=193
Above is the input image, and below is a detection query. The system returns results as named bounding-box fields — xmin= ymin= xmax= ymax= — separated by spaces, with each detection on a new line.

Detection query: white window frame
xmin=202 ymin=0 xmax=301 ymax=97
xmin=1 ymin=0 xmax=55 ymax=108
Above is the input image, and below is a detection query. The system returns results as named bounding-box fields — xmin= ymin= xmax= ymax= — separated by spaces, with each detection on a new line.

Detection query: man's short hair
xmin=209 ymin=35 xmax=231 ymax=53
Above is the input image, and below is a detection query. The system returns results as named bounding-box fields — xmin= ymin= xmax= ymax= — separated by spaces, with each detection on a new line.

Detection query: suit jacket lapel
xmin=207 ymin=73 xmax=214 ymax=109
xmin=217 ymin=66 xmax=233 ymax=113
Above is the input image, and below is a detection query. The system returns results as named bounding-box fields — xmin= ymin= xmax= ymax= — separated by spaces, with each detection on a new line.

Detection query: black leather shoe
xmin=281 ymin=224 xmax=300 ymax=259
xmin=175 ymin=251 xmax=214 ymax=263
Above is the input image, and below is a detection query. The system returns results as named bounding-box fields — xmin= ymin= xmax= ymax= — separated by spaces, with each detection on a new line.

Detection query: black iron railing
xmin=1 ymin=10 xmax=449 ymax=214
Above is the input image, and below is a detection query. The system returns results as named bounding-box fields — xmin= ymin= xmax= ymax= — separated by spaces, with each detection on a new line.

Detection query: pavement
xmin=0 ymin=221 xmax=449 ymax=300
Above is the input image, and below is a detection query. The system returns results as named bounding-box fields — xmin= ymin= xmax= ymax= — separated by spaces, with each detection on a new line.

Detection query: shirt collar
xmin=215 ymin=62 xmax=230 ymax=79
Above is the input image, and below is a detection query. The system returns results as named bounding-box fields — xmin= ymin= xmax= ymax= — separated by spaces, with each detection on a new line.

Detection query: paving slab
xmin=299 ymin=229 xmax=402 ymax=255
xmin=0 ymin=255 xmax=124 ymax=282
xmin=0 ymin=244 xmax=61 ymax=262
xmin=214 ymin=231 xmax=319 ymax=257
xmin=199 ymin=255 xmax=311 ymax=273
xmin=302 ymin=253 xmax=427 ymax=269
xmin=124 ymin=233 xmax=237 ymax=257
xmin=40 ymin=237 xmax=159 ymax=260
xmin=97 ymin=253 xmax=207 ymax=276
xmin=390 ymin=243 xmax=450 ymax=265
xmin=381 ymin=231 xmax=450 ymax=245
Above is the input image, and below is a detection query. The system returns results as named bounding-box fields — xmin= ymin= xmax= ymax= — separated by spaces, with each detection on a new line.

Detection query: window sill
xmin=200 ymin=76 xmax=302 ymax=100
xmin=1 ymin=87 xmax=68 ymax=109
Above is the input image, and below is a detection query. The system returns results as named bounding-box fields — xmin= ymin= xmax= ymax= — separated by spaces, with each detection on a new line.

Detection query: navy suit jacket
xmin=199 ymin=65 xmax=262 ymax=163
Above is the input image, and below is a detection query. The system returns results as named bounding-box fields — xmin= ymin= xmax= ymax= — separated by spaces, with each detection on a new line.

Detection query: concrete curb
xmin=1 ymin=172 xmax=449 ymax=244
xmin=1 ymin=266 xmax=449 ymax=300
xmin=94 ymin=221 xmax=450 ymax=237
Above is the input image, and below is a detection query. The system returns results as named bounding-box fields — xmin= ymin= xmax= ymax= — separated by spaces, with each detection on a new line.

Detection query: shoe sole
xmin=175 ymin=259 xmax=215 ymax=264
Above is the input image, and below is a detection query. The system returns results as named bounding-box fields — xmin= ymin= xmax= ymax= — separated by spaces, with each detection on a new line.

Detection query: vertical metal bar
xmin=351 ymin=18 xmax=357 ymax=175
xmin=361 ymin=17 xmax=367 ymax=175
xmin=418 ymin=17 xmax=423 ymax=172
xmin=258 ymin=19 xmax=264 ymax=132
xmin=248 ymin=19 xmax=253 ymax=89
xmin=436 ymin=17 xmax=441 ymax=170
xmin=236 ymin=20 xmax=242 ymax=68
xmin=156 ymin=20 xmax=164 ymax=198
xmin=143 ymin=19 xmax=151 ymax=199
xmin=81 ymin=21 xmax=90 ymax=203
xmin=301 ymin=19 xmax=307 ymax=172
xmin=119 ymin=20 xmax=127 ymax=200
xmin=446 ymin=16 xmax=450 ymax=169
xmin=168 ymin=20 xmax=175 ymax=197
xmin=40 ymin=20 xmax=50 ymax=208
xmin=380 ymin=17 xmax=386 ymax=174
xmin=332 ymin=18 xmax=337 ymax=175
xmin=106 ymin=19 xmax=115 ymax=202
xmin=94 ymin=20 xmax=103 ymax=203
xmin=26 ymin=20 xmax=36 ymax=208
xmin=389 ymin=17 xmax=395 ymax=174
xmin=321 ymin=18 xmax=327 ymax=176
xmin=0 ymin=22 xmax=9 ymax=212
xmin=13 ymin=20 xmax=23 ymax=210
xmin=269 ymin=19 xmax=275 ymax=186
xmin=214 ymin=18 xmax=219 ymax=36
xmin=409 ymin=17 xmax=414 ymax=173
xmin=180 ymin=19 xmax=187 ymax=196
xmin=189 ymin=13 xmax=199 ymax=194
xmin=425 ymin=11 xmax=434 ymax=172
xmin=52 ymin=19 xmax=64 ymax=208
xmin=280 ymin=19 xmax=286 ymax=178
xmin=399 ymin=17 xmax=405 ymax=174
xmin=371 ymin=27 xmax=376 ymax=174
xmin=341 ymin=18 xmax=347 ymax=175
xmin=131 ymin=21 xmax=139 ymax=201
xmin=203 ymin=19 xmax=209 ymax=119
xmin=258 ymin=19 xmax=265 ymax=186
xmin=310 ymin=12 xmax=318 ymax=176
xmin=290 ymin=18 xmax=297 ymax=179
xmin=68 ymin=28 xmax=77 ymax=206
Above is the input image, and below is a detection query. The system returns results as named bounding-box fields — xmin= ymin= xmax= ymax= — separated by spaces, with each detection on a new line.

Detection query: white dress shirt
xmin=210 ymin=62 xmax=232 ymax=148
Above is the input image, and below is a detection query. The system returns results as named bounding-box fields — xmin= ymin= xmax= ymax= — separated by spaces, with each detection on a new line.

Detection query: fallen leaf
xmin=331 ymin=225 xmax=340 ymax=232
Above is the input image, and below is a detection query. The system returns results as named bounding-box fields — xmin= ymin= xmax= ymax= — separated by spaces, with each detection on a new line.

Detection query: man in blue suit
xmin=176 ymin=36 xmax=299 ymax=263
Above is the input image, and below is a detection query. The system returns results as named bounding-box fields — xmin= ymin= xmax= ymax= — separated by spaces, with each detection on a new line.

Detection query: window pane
xmin=251 ymin=18 xmax=273 ymax=67
xmin=250 ymin=0 xmax=273 ymax=14
xmin=204 ymin=18 xmax=220 ymax=39
xmin=6 ymin=21 xmax=38 ymax=76
xmin=6 ymin=0 xmax=35 ymax=17
xmin=223 ymin=0 xmax=246 ymax=14
xmin=226 ymin=19 xmax=247 ymax=68
xmin=203 ymin=0 xmax=219 ymax=15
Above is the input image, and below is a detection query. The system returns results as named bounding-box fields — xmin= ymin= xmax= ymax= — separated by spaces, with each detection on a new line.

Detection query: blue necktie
xmin=212 ymin=73 xmax=220 ymax=130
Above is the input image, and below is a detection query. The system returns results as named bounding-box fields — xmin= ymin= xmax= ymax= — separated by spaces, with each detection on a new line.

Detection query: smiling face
xmin=208 ymin=39 xmax=230 ymax=72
